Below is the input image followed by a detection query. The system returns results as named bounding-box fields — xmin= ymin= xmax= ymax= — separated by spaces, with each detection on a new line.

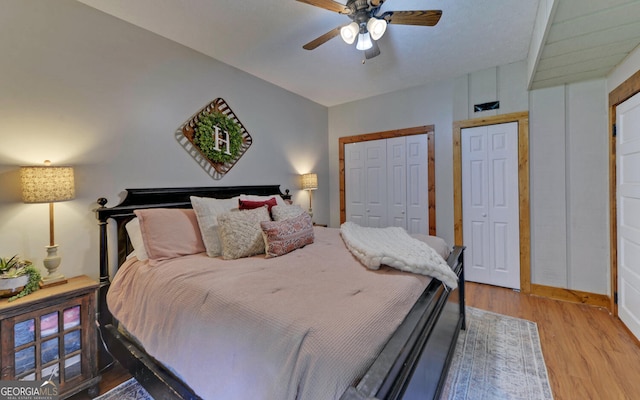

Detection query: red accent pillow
xmin=238 ymin=197 xmax=278 ymax=212
xmin=260 ymin=212 xmax=314 ymax=258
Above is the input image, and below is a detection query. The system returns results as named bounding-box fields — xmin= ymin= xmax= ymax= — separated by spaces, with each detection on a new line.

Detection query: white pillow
xmin=217 ymin=206 xmax=271 ymax=260
xmin=190 ymin=196 xmax=240 ymax=257
xmin=239 ymin=194 xmax=286 ymax=207
xmin=125 ymin=218 xmax=149 ymax=261
xmin=271 ymin=204 xmax=306 ymax=221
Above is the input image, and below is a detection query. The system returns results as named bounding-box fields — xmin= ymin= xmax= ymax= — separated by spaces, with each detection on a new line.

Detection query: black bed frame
xmin=96 ymin=185 xmax=465 ymax=400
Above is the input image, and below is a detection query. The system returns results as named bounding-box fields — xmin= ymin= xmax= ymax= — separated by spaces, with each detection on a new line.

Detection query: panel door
xmin=617 ymin=91 xmax=640 ymax=341
xmin=387 ymin=137 xmax=407 ymax=229
xmin=462 ymin=122 xmax=520 ymax=289
xmin=345 ymin=142 xmax=366 ymax=226
xmin=364 ymin=139 xmax=387 ymax=227
xmin=405 ymin=134 xmax=429 ymax=234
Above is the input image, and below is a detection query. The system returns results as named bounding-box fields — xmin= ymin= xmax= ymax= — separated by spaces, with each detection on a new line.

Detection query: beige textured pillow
xmin=217 ymin=206 xmax=271 ymax=260
xmin=190 ymin=196 xmax=239 ymax=257
xmin=271 ymin=204 xmax=306 ymax=221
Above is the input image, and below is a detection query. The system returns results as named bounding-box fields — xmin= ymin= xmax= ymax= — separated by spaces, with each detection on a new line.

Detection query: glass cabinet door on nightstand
xmin=11 ymin=305 xmax=84 ymax=383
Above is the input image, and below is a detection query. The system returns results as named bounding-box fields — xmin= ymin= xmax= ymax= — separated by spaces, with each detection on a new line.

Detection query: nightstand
xmin=0 ymin=275 xmax=100 ymax=398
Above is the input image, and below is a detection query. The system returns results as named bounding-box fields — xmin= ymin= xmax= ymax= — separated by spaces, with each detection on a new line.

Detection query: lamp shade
xmin=367 ymin=17 xmax=387 ymax=41
xmin=301 ymin=173 xmax=318 ymax=191
xmin=340 ymin=22 xmax=359 ymax=45
xmin=21 ymin=164 xmax=75 ymax=203
xmin=356 ymin=31 xmax=373 ymax=51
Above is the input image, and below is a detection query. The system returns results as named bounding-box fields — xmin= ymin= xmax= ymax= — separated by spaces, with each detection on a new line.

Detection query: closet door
xmin=364 ymin=139 xmax=387 ymax=227
xmin=405 ymin=134 xmax=429 ymax=234
xmin=387 ymin=137 xmax=407 ymax=229
xmin=462 ymin=122 xmax=520 ymax=289
xmin=345 ymin=142 xmax=366 ymax=226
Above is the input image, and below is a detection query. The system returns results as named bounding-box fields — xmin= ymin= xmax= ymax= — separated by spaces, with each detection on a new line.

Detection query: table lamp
xmin=21 ymin=160 xmax=75 ymax=287
xmin=301 ymin=173 xmax=318 ymax=219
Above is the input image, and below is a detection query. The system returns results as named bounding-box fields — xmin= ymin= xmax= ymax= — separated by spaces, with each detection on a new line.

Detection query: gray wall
xmin=0 ymin=0 xmax=328 ymax=280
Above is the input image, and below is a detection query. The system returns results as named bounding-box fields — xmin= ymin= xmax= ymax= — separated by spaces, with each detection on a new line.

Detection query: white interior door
xmin=345 ymin=142 xmax=366 ymax=226
xmin=405 ymin=134 xmax=429 ymax=234
xmin=364 ymin=140 xmax=387 ymax=227
xmin=462 ymin=122 xmax=520 ymax=289
xmin=616 ymin=92 xmax=640 ymax=341
xmin=387 ymin=137 xmax=407 ymax=229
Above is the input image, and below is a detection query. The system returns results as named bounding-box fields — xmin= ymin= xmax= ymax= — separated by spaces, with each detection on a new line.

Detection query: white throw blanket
xmin=340 ymin=222 xmax=458 ymax=289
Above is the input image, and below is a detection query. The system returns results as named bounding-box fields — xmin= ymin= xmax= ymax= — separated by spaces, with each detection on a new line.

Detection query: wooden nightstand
xmin=0 ymin=275 xmax=101 ymax=398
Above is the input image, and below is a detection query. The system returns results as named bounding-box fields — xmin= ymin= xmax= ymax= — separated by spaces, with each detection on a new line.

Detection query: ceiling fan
xmin=297 ymin=0 xmax=442 ymax=60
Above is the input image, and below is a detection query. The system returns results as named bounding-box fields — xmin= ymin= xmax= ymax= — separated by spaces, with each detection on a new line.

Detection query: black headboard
xmin=96 ymin=185 xmax=289 ymax=285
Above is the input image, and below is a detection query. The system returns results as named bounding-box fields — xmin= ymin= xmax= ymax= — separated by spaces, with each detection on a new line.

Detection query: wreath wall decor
xmin=176 ymin=98 xmax=252 ymax=179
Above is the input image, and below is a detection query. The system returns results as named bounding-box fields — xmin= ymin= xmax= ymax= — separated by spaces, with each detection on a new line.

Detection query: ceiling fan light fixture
xmin=356 ymin=31 xmax=373 ymax=51
xmin=340 ymin=22 xmax=359 ymax=45
xmin=367 ymin=17 xmax=387 ymax=41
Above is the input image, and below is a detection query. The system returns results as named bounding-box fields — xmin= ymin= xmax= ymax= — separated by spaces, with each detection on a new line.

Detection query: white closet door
xmin=345 ymin=142 xmax=366 ymax=226
xmin=387 ymin=137 xmax=407 ymax=229
xmin=462 ymin=122 xmax=520 ymax=289
xmin=364 ymin=139 xmax=387 ymax=227
xmin=617 ymin=91 xmax=640 ymax=341
xmin=406 ymin=134 xmax=429 ymax=234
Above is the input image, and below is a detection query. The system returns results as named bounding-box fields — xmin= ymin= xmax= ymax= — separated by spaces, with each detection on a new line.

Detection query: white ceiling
xmin=76 ymin=0 xmax=640 ymax=107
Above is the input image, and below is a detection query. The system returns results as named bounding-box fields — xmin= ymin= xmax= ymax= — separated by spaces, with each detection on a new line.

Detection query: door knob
xmin=482 ymin=213 xmax=487 ymax=217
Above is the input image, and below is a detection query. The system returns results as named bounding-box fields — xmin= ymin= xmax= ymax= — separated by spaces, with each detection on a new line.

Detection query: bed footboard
xmin=342 ymin=246 xmax=465 ymax=400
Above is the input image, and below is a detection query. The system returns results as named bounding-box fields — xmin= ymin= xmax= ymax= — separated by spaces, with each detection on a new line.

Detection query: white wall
xmin=0 ymin=0 xmax=328 ymax=280
xmin=608 ymin=44 xmax=640 ymax=92
xmin=330 ymin=60 xmax=611 ymax=295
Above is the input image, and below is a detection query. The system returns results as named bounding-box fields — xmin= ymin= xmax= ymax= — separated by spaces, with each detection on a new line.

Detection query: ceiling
xmin=76 ymin=0 xmax=640 ymax=107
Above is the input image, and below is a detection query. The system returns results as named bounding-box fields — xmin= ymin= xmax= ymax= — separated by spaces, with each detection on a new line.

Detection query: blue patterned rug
xmin=441 ymin=307 xmax=554 ymax=400
xmin=96 ymin=307 xmax=553 ymax=400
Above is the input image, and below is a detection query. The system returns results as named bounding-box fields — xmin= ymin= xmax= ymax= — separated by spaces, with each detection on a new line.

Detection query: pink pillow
xmin=260 ymin=212 xmax=314 ymax=258
xmin=239 ymin=197 xmax=278 ymax=212
xmin=134 ymin=208 xmax=205 ymax=262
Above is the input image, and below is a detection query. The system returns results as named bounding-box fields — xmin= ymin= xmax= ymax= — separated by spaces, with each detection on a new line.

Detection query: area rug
xmin=440 ymin=307 xmax=554 ymax=400
xmin=95 ymin=307 xmax=553 ymax=400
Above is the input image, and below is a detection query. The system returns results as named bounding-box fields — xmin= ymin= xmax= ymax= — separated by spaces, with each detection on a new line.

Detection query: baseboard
xmin=530 ymin=284 xmax=610 ymax=310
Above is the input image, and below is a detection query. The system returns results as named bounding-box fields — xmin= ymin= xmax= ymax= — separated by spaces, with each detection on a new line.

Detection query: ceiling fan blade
xmin=365 ymin=40 xmax=381 ymax=59
xmin=385 ymin=10 xmax=442 ymax=26
xmin=303 ymin=26 xmax=342 ymax=50
xmin=296 ymin=0 xmax=350 ymax=14
xmin=370 ymin=0 xmax=386 ymax=7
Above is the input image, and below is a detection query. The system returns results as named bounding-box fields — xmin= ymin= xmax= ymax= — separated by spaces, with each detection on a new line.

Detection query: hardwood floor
xmin=71 ymin=282 xmax=640 ymax=399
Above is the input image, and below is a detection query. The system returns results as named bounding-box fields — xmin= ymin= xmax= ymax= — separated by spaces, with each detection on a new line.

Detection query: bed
xmin=95 ymin=185 xmax=465 ymax=400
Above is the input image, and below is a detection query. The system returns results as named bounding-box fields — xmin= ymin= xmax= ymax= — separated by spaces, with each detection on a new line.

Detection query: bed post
xmin=96 ymin=197 xmax=113 ymax=370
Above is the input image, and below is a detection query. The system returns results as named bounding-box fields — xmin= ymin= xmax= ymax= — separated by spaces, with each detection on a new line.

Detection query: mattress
xmin=107 ymin=227 xmax=441 ymax=400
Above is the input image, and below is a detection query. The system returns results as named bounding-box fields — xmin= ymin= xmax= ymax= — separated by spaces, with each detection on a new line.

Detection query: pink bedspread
xmin=107 ymin=227 xmax=432 ymax=400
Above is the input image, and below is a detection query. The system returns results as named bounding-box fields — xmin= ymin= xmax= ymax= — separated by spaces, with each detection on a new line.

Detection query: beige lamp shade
xmin=301 ymin=173 xmax=318 ymax=191
xmin=21 ymin=164 xmax=75 ymax=203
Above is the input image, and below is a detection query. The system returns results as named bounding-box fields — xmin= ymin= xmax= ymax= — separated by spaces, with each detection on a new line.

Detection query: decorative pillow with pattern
xmin=260 ymin=212 xmax=314 ymax=258
xmin=271 ymin=204 xmax=306 ymax=221
xmin=191 ymin=196 xmax=239 ymax=257
xmin=217 ymin=206 xmax=271 ymax=260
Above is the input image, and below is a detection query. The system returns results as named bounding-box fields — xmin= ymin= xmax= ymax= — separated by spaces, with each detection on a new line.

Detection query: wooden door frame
xmin=453 ymin=112 xmax=531 ymax=293
xmin=339 ymin=125 xmax=436 ymax=235
xmin=609 ymin=69 xmax=640 ymax=314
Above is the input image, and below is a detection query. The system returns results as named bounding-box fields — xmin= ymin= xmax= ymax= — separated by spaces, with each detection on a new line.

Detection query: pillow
xmin=133 ymin=208 xmax=205 ymax=262
xmin=124 ymin=218 xmax=148 ymax=261
xmin=261 ymin=212 xmax=314 ymax=258
xmin=191 ymin=196 xmax=240 ymax=257
xmin=217 ymin=206 xmax=271 ymax=260
xmin=238 ymin=197 xmax=278 ymax=212
xmin=239 ymin=194 xmax=286 ymax=207
xmin=410 ymin=234 xmax=451 ymax=260
xmin=271 ymin=204 xmax=305 ymax=221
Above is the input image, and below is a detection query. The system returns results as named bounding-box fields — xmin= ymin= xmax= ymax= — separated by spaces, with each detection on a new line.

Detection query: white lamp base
xmin=41 ymin=245 xmax=67 ymax=287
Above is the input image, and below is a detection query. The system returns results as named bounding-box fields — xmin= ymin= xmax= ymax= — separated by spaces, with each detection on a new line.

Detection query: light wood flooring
xmin=70 ymin=282 xmax=640 ymax=399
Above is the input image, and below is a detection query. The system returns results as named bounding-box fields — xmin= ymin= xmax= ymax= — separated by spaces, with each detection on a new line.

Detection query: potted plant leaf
xmin=0 ymin=255 xmax=41 ymax=302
